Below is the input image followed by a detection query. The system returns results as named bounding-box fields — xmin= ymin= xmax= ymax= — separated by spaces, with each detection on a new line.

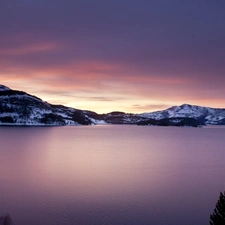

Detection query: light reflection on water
xmin=0 ymin=125 xmax=225 ymax=225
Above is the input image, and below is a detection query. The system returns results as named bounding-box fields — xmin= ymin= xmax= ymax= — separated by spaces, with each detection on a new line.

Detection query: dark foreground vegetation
xmin=210 ymin=191 xmax=225 ymax=225
xmin=0 ymin=215 xmax=12 ymax=225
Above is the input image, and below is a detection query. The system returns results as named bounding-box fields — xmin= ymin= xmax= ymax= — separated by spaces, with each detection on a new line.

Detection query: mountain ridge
xmin=0 ymin=85 xmax=225 ymax=127
xmin=139 ymin=103 xmax=225 ymax=125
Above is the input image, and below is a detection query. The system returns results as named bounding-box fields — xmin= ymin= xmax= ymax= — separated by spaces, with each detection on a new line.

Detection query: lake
xmin=0 ymin=125 xmax=225 ymax=225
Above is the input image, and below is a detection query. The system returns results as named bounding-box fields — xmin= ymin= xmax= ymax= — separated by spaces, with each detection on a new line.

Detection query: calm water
xmin=0 ymin=125 xmax=225 ymax=225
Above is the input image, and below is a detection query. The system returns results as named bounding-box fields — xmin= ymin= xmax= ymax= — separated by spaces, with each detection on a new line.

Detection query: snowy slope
xmin=0 ymin=85 xmax=11 ymax=91
xmin=0 ymin=85 xmax=225 ymax=126
xmin=0 ymin=86 xmax=93 ymax=126
xmin=140 ymin=104 xmax=225 ymax=125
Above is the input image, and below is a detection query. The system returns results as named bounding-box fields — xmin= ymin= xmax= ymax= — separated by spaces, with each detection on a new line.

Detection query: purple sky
xmin=1 ymin=0 xmax=225 ymax=113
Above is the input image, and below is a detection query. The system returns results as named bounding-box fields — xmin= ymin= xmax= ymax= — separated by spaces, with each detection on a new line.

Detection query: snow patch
xmin=0 ymin=85 xmax=11 ymax=91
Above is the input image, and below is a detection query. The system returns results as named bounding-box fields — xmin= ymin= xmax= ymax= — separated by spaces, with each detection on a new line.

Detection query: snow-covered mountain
xmin=139 ymin=104 xmax=225 ymax=126
xmin=0 ymin=85 xmax=93 ymax=126
xmin=0 ymin=85 xmax=225 ymax=126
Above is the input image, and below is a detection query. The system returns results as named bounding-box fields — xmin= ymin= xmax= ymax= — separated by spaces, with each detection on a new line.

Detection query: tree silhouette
xmin=0 ymin=214 xmax=12 ymax=225
xmin=210 ymin=191 xmax=225 ymax=225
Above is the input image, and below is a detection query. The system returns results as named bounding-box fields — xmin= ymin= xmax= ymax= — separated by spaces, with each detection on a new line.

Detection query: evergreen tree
xmin=210 ymin=192 xmax=225 ymax=225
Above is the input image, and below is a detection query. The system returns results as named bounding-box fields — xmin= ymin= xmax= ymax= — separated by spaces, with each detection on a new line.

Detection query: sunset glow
xmin=1 ymin=1 xmax=225 ymax=113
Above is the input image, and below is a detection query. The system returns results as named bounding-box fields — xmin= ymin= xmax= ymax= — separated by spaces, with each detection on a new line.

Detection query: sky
xmin=0 ymin=0 xmax=225 ymax=113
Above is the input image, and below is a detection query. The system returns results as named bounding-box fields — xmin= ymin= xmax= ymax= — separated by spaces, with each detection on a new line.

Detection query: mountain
xmin=138 ymin=104 xmax=225 ymax=126
xmin=0 ymin=85 xmax=225 ymax=126
xmin=0 ymin=85 xmax=93 ymax=126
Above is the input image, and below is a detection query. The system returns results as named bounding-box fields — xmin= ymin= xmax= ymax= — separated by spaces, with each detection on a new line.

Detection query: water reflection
xmin=0 ymin=126 xmax=225 ymax=225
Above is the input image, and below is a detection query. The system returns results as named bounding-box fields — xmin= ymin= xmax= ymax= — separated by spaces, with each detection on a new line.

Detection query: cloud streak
xmin=0 ymin=42 xmax=59 ymax=56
